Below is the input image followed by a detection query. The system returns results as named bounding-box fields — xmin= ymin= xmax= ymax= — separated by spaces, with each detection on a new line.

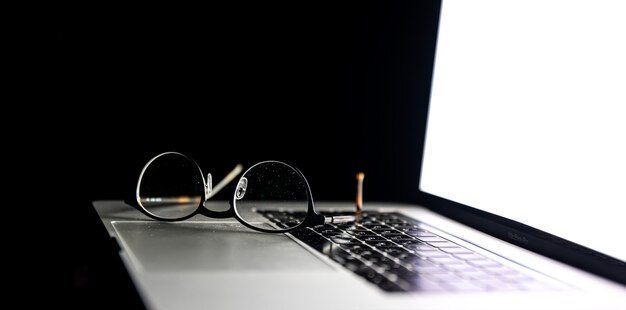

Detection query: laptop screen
xmin=421 ymin=0 xmax=625 ymax=262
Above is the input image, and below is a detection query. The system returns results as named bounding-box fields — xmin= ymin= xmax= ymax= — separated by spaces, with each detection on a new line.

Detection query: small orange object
xmin=356 ymin=172 xmax=364 ymax=213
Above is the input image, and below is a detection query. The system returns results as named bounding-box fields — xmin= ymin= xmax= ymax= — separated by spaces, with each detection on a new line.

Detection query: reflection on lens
xmin=233 ymin=161 xmax=309 ymax=231
xmin=137 ymin=152 xmax=204 ymax=219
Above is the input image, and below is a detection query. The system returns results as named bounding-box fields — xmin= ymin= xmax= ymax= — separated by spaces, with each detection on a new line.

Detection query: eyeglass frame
xmin=125 ymin=152 xmax=354 ymax=233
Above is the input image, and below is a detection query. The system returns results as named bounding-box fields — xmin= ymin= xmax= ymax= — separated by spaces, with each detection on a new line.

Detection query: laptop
xmin=92 ymin=1 xmax=626 ymax=309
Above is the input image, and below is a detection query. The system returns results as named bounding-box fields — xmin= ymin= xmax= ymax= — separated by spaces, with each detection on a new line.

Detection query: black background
xmin=42 ymin=1 xmax=440 ymax=307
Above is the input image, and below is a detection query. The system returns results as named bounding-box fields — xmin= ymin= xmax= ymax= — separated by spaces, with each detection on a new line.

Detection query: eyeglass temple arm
xmin=206 ymin=164 xmax=243 ymax=199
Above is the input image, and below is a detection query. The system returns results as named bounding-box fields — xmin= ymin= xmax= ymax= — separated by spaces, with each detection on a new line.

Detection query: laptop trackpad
xmin=112 ymin=222 xmax=332 ymax=272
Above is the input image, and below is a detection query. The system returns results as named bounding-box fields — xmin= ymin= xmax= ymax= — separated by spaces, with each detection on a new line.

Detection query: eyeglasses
xmin=126 ymin=152 xmax=356 ymax=233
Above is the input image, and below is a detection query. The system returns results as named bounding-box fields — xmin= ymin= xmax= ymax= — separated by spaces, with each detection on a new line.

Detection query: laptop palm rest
xmin=112 ymin=221 xmax=332 ymax=272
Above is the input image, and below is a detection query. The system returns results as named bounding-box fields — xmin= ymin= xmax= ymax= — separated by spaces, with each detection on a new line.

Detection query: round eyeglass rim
xmin=231 ymin=160 xmax=319 ymax=233
xmin=135 ymin=151 xmax=206 ymax=221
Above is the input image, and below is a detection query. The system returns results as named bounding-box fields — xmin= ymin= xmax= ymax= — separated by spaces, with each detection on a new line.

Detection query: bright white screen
xmin=421 ymin=0 xmax=626 ymax=262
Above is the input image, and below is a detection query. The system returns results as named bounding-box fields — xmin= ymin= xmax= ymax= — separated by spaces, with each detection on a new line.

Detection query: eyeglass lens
xmin=233 ymin=161 xmax=309 ymax=231
xmin=137 ymin=153 xmax=204 ymax=219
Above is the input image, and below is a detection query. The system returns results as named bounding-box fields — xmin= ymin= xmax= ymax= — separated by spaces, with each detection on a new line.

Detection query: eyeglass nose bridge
xmin=198 ymin=165 xmax=244 ymax=219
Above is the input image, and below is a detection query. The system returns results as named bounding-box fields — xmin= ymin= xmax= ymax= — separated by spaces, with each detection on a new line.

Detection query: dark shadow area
xmin=40 ymin=1 xmax=440 ymax=308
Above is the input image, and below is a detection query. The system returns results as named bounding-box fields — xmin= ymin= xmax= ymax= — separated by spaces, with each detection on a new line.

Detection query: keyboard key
xmin=452 ymin=253 xmax=488 ymax=260
xmin=361 ymin=254 xmax=390 ymax=265
xmin=427 ymin=241 xmax=462 ymax=248
xmin=416 ymin=236 xmax=449 ymax=242
xmin=377 ymin=279 xmax=406 ymax=292
xmin=413 ymin=265 xmax=451 ymax=275
xmin=397 ymin=227 xmax=429 ymax=234
xmin=456 ymin=269 xmax=494 ymax=280
xmin=382 ymin=218 xmax=408 ymax=224
xmin=350 ymin=248 xmax=376 ymax=256
xmin=379 ymin=247 xmax=411 ymax=256
xmin=366 ymin=241 xmax=396 ymax=248
xmin=315 ymin=227 xmax=343 ymax=235
xmin=339 ymin=243 xmax=371 ymax=251
xmin=330 ymin=235 xmax=357 ymax=244
xmin=425 ymin=272 xmax=464 ymax=283
xmin=409 ymin=243 xmax=439 ymax=252
xmin=385 ymin=234 xmax=409 ymax=241
xmin=428 ymin=256 xmax=467 ymax=265
xmin=371 ymin=229 xmax=398 ymax=235
xmin=357 ymin=219 xmax=382 ymax=225
xmin=411 ymin=231 xmax=439 ymax=237
xmin=346 ymin=230 xmax=372 ymax=237
xmin=443 ymin=264 xmax=479 ymax=273
xmin=440 ymin=247 xmax=474 ymax=254
xmin=482 ymin=265 xmax=519 ymax=275
xmin=406 ymin=279 xmax=449 ymax=292
xmin=443 ymin=280 xmax=485 ymax=292
xmin=468 ymin=260 xmax=502 ymax=268
xmin=362 ymin=224 xmax=390 ymax=230
xmin=416 ymin=250 xmax=452 ymax=259
xmin=360 ymin=236 xmax=387 ymax=242
xmin=398 ymin=240 xmax=424 ymax=246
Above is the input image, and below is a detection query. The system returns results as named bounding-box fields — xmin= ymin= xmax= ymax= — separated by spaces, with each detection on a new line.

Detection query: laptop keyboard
xmin=261 ymin=210 xmax=556 ymax=293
